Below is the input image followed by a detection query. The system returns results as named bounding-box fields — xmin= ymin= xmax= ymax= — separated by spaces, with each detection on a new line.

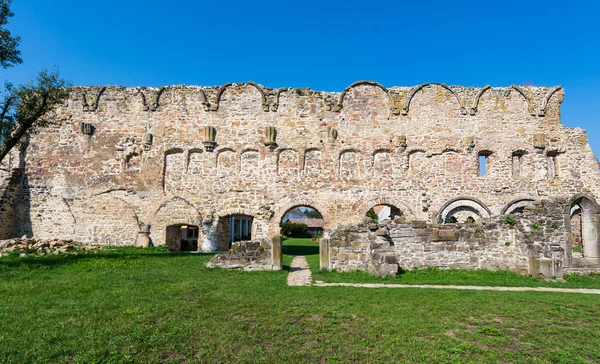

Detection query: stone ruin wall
xmin=322 ymin=199 xmax=570 ymax=278
xmin=1 ymin=81 xmax=599 ymax=273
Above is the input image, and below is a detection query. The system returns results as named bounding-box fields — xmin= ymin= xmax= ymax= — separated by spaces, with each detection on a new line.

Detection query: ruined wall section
xmin=325 ymin=199 xmax=569 ymax=278
xmin=10 ymin=82 xmax=598 ymax=246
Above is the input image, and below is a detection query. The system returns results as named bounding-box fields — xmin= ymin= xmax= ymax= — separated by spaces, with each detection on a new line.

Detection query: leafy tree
xmin=0 ymin=0 xmax=69 ymax=163
xmin=280 ymin=222 xmax=308 ymax=238
xmin=305 ymin=209 xmax=322 ymax=219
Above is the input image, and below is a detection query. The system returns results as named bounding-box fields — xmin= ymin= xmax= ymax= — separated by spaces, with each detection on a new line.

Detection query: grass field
xmin=283 ymin=238 xmax=600 ymax=289
xmin=0 ymin=241 xmax=598 ymax=362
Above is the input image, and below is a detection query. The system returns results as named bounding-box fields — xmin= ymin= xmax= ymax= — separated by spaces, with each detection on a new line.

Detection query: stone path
xmin=287 ymin=256 xmax=312 ymax=286
xmin=285 ymin=260 xmax=600 ymax=294
xmin=311 ymin=282 xmax=600 ymax=295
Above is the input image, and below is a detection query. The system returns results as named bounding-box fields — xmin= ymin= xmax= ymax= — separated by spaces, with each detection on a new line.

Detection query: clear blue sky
xmin=3 ymin=0 xmax=600 ymax=154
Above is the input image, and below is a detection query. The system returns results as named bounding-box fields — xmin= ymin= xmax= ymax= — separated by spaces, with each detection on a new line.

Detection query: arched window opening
xmin=570 ymin=205 xmax=583 ymax=257
xmin=166 ymin=224 xmax=199 ymax=251
xmin=365 ymin=204 xmax=403 ymax=224
xmin=570 ymin=197 xmax=599 ymax=259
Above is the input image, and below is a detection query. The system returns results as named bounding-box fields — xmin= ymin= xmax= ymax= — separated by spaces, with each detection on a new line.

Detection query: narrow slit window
xmin=479 ymin=154 xmax=487 ymax=176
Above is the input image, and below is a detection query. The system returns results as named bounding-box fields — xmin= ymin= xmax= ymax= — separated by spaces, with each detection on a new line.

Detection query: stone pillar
xmin=319 ymin=237 xmax=330 ymax=270
xmin=135 ymin=223 xmax=151 ymax=248
xmin=271 ymin=235 xmax=282 ymax=270
xmin=201 ymin=219 xmax=217 ymax=252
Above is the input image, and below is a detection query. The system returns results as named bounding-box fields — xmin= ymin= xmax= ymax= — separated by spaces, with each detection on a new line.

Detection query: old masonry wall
xmin=1 ymin=81 xmax=600 ymax=273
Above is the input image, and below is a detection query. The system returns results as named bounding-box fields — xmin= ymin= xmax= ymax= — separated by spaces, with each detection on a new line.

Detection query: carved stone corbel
xmin=142 ymin=133 xmax=153 ymax=151
xmin=326 ymin=126 xmax=338 ymax=143
xmin=81 ymin=123 xmax=95 ymax=136
xmin=264 ymin=126 xmax=277 ymax=151
xmin=203 ymin=126 xmax=217 ymax=152
xmin=465 ymin=136 xmax=475 ymax=153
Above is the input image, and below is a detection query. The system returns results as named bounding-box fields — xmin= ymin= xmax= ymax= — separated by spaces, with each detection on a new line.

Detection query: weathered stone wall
xmin=325 ymin=199 xmax=571 ymax=278
xmin=206 ymin=238 xmax=274 ymax=271
xmin=1 ymin=81 xmax=599 ymax=267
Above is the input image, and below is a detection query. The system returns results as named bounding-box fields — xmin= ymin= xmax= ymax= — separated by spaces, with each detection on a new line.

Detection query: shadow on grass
xmin=0 ymin=248 xmax=219 ymax=269
xmin=282 ymin=244 xmax=319 ymax=256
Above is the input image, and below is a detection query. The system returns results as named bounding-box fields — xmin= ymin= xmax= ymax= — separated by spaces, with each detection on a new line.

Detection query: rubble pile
xmin=0 ymin=237 xmax=101 ymax=256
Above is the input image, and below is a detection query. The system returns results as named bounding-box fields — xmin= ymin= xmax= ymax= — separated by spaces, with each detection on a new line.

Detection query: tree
xmin=305 ymin=208 xmax=322 ymax=219
xmin=0 ymin=0 xmax=69 ymax=163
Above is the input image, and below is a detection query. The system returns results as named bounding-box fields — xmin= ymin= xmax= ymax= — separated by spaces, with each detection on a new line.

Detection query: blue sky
xmin=3 ymin=0 xmax=600 ymax=154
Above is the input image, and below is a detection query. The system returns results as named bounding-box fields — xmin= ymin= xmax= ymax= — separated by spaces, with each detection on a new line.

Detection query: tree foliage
xmin=366 ymin=208 xmax=378 ymax=224
xmin=305 ymin=209 xmax=322 ymax=219
xmin=0 ymin=0 xmax=21 ymax=68
xmin=280 ymin=222 xmax=308 ymax=238
xmin=0 ymin=0 xmax=69 ymax=164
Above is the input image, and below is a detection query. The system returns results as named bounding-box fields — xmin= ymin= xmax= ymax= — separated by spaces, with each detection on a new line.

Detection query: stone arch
xmin=217 ymin=82 xmax=265 ymax=112
xmin=163 ymin=148 xmax=185 ymax=192
xmin=240 ymin=148 xmax=260 ymax=176
xmin=29 ymin=194 xmax=78 ymax=240
xmin=436 ymin=197 xmax=491 ymax=224
xmin=269 ymin=197 xmax=331 ymax=235
xmin=568 ymin=194 xmax=600 ymax=259
xmin=469 ymin=85 xmax=491 ymax=115
xmin=509 ymin=85 xmax=537 ymax=116
xmin=74 ymin=193 xmax=140 ymax=245
xmin=539 ymin=86 xmax=563 ymax=116
xmin=372 ymin=149 xmax=394 ymax=176
xmin=339 ymin=149 xmax=366 ymax=178
xmin=352 ymin=197 xmax=415 ymax=224
xmin=303 ymin=148 xmax=322 ymax=177
xmin=152 ymin=196 xmax=202 ymax=247
xmin=402 ymin=83 xmax=465 ymax=115
xmin=187 ymin=148 xmax=203 ymax=175
xmin=217 ymin=148 xmax=238 ymax=177
xmin=337 ymin=80 xmax=397 ymax=114
xmin=277 ymin=148 xmax=300 ymax=177
xmin=502 ymin=198 xmax=536 ymax=215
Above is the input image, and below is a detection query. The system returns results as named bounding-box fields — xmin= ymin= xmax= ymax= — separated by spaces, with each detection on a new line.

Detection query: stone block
xmin=411 ymin=220 xmax=427 ymax=229
xmin=431 ymin=229 xmax=460 ymax=242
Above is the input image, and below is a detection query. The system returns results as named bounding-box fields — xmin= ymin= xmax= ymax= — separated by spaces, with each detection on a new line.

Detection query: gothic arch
xmin=539 ymin=86 xmax=563 ymax=116
xmin=469 ymin=85 xmax=491 ymax=115
xmin=509 ymin=85 xmax=537 ymax=116
xmin=402 ymin=83 xmax=465 ymax=115
xmin=336 ymin=80 xmax=397 ymax=114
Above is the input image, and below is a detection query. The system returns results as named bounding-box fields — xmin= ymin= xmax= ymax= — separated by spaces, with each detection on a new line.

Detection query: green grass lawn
xmin=283 ymin=238 xmax=600 ymax=289
xmin=1 ymin=245 xmax=599 ymax=362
